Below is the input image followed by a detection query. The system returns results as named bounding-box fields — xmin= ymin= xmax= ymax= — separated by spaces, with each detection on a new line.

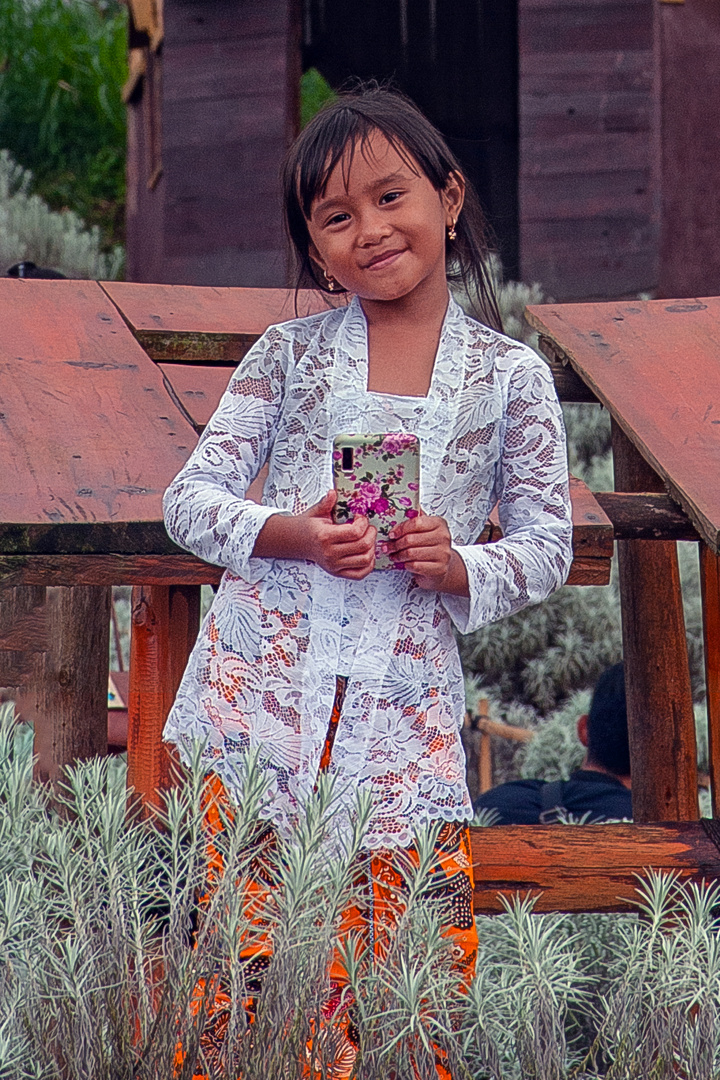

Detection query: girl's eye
xmin=380 ymin=190 xmax=403 ymax=205
xmin=326 ymin=212 xmax=350 ymax=227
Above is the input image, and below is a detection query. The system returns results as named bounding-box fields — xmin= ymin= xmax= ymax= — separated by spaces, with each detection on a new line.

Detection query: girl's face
xmin=306 ymin=131 xmax=464 ymax=305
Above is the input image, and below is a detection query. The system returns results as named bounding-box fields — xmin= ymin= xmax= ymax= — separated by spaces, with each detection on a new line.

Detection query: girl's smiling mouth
xmin=363 ymin=248 xmax=406 ymax=270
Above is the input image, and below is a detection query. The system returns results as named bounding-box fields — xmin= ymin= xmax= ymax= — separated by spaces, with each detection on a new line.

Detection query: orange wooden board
xmin=101 ymin=282 xmax=335 ymax=362
xmin=471 ymin=821 xmax=720 ymax=913
xmin=527 ymin=297 xmax=720 ymax=552
xmin=158 ymin=363 xmax=233 ymax=429
xmin=0 ymin=280 xmax=197 ymax=538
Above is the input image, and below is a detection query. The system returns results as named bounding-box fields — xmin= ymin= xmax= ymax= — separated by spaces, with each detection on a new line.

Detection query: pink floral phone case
xmin=332 ymin=432 xmax=420 ymax=569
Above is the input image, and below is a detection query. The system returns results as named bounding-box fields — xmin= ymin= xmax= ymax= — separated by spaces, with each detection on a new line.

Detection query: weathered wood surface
xmin=102 ymin=282 xmax=331 ymax=362
xmin=127 ymin=585 xmax=201 ymax=811
xmin=470 ymin=821 xmax=720 ymax=914
xmin=27 ymin=586 xmax=111 ymax=783
xmin=0 ymin=555 xmax=223 ymax=588
xmin=158 ymin=363 xmax=233 ymax=430
xmin=611 ymin=421 xmax=698 ymax=823
xmin=656 ymin=0 xmax=720 ymax=298
xmin=519 ymin=0 xmax=656 ymax=300
xmin=700 ymin=544 xmax=720 ymax=817
xmin=126 ymin=0 xmax=299 ymax=288
xmin=593 ymin=491 xmax=699 ymax=542
xmin=526 ymin=297 xmax=720 ymax=552
xmin=0 ymin=586 xmax=47 ymax=685
xmin=0 ymin=477 xmax=612 ymax=587
xmin=0 ymin=279 xmax=197 ymax=530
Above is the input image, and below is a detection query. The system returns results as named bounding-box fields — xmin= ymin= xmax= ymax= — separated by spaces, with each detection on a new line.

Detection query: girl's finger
xmin=326 ymin=534 xmax=377 ymax=557
xmin=390 ymin=531 xmax=443 ymax=552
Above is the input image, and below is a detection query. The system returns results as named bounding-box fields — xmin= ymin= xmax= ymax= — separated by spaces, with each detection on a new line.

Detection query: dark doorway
xmin=302 ymin=0 xmax=519 ymax=278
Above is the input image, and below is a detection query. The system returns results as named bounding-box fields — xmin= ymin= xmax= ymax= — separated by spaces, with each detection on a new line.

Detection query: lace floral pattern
xmin=162 ymin=296 xmax=573 ymax=849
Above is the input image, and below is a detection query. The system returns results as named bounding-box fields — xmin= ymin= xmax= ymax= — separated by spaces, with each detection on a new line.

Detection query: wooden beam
xmin=0 ymin=555 xmax=222 ymax=588
xmin=28 ymin=586 xmax=111 ymax=784
xmin=470 ymin=821 xmax=720 ymax=914
xmin=593 ymin=491 xmax=700 ymax=541
xmin=127 ymin=585 xmax=201 ymax=811
xmin=612 ymin=420 xmax=698 ymax=822
xmin=537 ymin=336 xmax=600 ymax=402
xmin=700 ymin=543 xmax=720 ymax=817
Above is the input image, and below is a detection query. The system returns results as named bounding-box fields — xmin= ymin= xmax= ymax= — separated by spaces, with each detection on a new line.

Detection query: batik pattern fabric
xmin=162 ymin=294 xmax=573 ymax=849
xmin=185 ymin=761 xmax=478 ymax=1079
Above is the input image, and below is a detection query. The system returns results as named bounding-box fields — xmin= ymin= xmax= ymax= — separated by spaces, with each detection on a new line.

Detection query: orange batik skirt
xmin=179 ymin=677 xmax=478 ymax=1080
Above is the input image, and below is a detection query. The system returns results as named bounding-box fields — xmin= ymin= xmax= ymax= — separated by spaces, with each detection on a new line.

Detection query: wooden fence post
xmin=611 ymin=421 xmax=698 ymax=822
xmin=127 ymin=584 xmax=201 ymax=810
xmin=699 ymin=543 xmax=720 ymax=817
xmin=31 ymin=586 xmax=111 ymax=783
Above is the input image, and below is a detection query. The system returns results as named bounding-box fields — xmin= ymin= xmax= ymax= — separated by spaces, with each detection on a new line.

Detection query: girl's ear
xmin=308 ymin=240 xmax=328 ymax=277
xmin=442 ymin=170 xmax=465 ymax=224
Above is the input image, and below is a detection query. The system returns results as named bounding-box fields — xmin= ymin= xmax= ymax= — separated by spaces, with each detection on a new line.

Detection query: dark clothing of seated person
xmin=474 ymin=664 xmax=632 ymax=824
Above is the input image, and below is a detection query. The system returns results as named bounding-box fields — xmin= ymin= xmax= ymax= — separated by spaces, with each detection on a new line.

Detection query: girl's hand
xmin=298 ymin=490 xmax=377 ymax=579
xmin=388 ymin=511 xmax=469 ymax=595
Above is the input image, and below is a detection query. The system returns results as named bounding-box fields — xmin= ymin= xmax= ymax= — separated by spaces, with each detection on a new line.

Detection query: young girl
xmin=163 ymin=86 xmax=573 ymax=1075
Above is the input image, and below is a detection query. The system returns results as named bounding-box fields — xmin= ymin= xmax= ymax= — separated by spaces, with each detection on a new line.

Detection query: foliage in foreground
xmin=1 ymin=706 xmax=719 ymax=1079
xmin=0 ymin=0 xmax=128 ymax=246
xmin=0 ymin=149 xmax=124 ymax=279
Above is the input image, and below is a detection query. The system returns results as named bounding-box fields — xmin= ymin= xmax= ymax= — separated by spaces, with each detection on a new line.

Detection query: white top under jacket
xmin=162 ymin=294 xmax=573 ymax=849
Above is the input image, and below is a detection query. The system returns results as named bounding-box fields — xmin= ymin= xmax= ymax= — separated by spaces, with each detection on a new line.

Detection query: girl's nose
xmin=356 ymin=210 xmax=392 ymax=246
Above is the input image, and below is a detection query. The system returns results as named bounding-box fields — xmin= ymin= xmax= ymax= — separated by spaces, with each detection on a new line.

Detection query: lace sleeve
xmin=442 ymin=352 xmax=573 ymax=634
xmin=163 ymin=327 xmax=291 ymax=577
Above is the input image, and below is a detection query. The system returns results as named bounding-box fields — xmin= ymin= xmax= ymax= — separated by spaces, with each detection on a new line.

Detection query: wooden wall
xmin=518 ymin=0 xmax=658 ymax=300
xmin=126 ymin=0 xmax=300 ymax=287
xmin=656 ymin=0 xmax=720 ymax=298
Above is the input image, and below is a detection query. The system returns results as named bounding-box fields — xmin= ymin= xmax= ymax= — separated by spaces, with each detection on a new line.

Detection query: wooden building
xmin=124 ymin=0 xmax=720 ymax=302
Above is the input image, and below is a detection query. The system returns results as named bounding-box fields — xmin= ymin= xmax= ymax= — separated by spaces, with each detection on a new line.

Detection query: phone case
xmin=332 ymin=432 xmax=420 ymax=570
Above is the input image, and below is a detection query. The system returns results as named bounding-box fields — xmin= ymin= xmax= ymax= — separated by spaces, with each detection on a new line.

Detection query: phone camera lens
xmin=342 ymin=447 xmax=354 ymax=471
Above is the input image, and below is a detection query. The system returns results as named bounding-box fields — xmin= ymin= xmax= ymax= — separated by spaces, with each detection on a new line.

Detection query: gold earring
xmin=323 ymin=269 xmax=335 ymax=292
xmin=447 ymin=219 xmax=457 ymax=241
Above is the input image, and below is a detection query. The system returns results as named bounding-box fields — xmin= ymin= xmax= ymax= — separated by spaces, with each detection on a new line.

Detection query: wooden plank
xmin=0 ymin=522 xmax=187 ymax=557
xmin=521 ymin=2 xmax=652 ymax=54
xmin=700 ymin=544 xmax=720 ymax=817
xmin=0 ymin=279 xmax=197 ymax=528
xmin=525 ymin=298 xmax=720 ymax=552
xmin=158 ymin=363 xmax=232 ymax=430
xmin=522 ymin=168 xmax=651 ymax=222
xmin=28 ymin=586 xmax=111 ymax=784
xmin=470 ymin=821 xmax=720 ymax=914
xmin=0 ymin=586 xmax=48 ymax=652
xmin=611 ymin=421 xmax=698 ymax=823
xmin=593 ymin=491 xmax=700 ymax=541
xmin=127 ymin=585 xmax=201 ymax=811
xmin=0 ymin=555 xmax=223 ymax=588
xmin=101 ymin=282 xmax=333 ymax=362
xmin=656 ymin=0 xmax=720 ymax=297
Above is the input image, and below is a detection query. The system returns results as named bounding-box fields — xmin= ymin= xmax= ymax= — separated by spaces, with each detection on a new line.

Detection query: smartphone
xmin=332 ymin=432 xmax=420 ymax=569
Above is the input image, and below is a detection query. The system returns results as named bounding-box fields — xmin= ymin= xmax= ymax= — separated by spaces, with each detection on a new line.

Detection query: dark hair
xmin=586 ymin=663 xmax=630 ymax=776
xmin=282 ymin=85 xmax=503 ymax=332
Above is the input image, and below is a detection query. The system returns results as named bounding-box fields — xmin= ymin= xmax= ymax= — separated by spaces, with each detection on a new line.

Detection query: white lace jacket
xmin=162 ymin=295 xmax=573 ymax=848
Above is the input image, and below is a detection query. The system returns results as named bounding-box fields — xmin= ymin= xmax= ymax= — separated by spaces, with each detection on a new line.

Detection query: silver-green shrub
xmin=1 ymin=705 xmax=720 ymax=1079
xmin=0 ymin=149 xmax=123 ymax=279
